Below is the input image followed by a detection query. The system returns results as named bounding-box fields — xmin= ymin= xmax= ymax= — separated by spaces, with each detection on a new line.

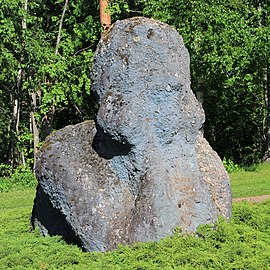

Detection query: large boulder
xmin=31 ymin=17 xmax=232 ymax=252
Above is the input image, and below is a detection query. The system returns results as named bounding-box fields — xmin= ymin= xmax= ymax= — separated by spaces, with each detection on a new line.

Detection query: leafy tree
xmin=140 ymin=0 xmax=270 ymax=165
xmin=0 ymin=0 xmax=101 ymax=168
xmin=0 ymin=0 xmax=269 ymax=168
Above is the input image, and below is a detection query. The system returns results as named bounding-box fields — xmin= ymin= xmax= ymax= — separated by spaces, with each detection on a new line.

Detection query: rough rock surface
xmin=31 ymin=17 xmax=232 ymax=252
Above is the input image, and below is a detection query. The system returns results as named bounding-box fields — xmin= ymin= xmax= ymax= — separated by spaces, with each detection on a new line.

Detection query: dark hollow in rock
xmin=31 ymin=17 xmax=232 ymax=252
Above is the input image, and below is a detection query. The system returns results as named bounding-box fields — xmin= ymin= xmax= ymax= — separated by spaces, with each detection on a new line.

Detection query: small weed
xmin=223 ymin=157 xmax=241 ymax=173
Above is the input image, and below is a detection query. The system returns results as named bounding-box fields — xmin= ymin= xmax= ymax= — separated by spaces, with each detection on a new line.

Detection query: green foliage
xmin=0 ymin=0 xmax=269 ymax=168
xmin=0 ymin=0 xmax=101 ymax=167
xmin=0 ymin=178 xmax=12 ymax=192
xmin=0 ymin=90 xmax=10 ymax=164
xmin=10 ymin=166 xmax=37 ymax=188
xmin=0 ymin=164 xmax=12 ymax=177
xmin=230 ymin=162 xmax=270 ymax=198
xmin=0 ymin=188 xmax=270 ymax=269
xmin=140 ymin=0 xmax=270 ymax=166
xmin=223 ymin=157 xmax=241 ymax=173
xmin=109 ymin=0 xmax=130 ymax=20
xmin=0 ymin=165 xmax=37 ymax=192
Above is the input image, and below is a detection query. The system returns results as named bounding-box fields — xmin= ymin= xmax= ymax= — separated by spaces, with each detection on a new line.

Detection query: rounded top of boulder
xmin=92 ymin=17 xmax=190 ymax=97
xmin=91 ymin=17 xmax=203 ymax=146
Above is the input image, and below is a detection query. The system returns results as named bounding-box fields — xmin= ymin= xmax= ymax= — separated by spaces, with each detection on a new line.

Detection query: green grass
xmin=1 ymin=188 xmax=270 ymax=269
xmin=230 ymin=163 xmax=270 ymax=198
xmin=0 ymin=164 xmax=269 ymax=269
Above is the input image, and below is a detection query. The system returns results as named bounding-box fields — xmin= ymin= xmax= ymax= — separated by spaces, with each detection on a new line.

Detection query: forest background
xmin=0 ymin=0 xmax=269 ymax=174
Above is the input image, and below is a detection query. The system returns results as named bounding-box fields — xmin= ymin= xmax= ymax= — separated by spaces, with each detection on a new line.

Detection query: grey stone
xmin=31 ymin=17 xmax=232 ymax=252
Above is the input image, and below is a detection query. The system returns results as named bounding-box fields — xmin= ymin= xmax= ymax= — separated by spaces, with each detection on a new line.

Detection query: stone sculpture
xmin=31 ymin=17 xmax=232 ymax=252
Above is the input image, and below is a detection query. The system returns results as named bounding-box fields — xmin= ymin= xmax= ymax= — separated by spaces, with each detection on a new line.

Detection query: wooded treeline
xmin=0 ymin=0 xmax=269 ymax=171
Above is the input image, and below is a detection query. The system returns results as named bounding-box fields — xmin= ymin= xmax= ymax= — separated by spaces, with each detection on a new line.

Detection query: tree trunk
xmin=55 ymin=0 xmax=69 ymax=55
xmin=262 ymin=3 xmax=270 ymax=162
xmin=8 ymin=92 xmax=20 ymax=167
xmin=23 ymin=0 xmax=40 ymax=168
xmin=39 ymin=0 xmax=69 ymax=144
xmin=31 ymin=92 xmax=39 ymax=167
xmin=264 ymin=64 xmax=270 ymax=162
xmin=100 ymin=0 xmax=111 ymax=31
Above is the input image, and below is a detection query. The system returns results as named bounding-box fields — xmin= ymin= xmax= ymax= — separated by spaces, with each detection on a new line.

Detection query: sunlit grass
xmin=1 ymin=165 xmax=270 ymax=269
xmin=230 ymin=163 xmax=270 ymax=198
xmin=1 ymin=187 xmax=270 ymax=269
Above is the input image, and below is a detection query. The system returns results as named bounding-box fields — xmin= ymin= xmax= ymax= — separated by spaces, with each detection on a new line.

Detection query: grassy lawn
xmin=230 ymin=163 xmax=270 ymax=198
xmin=0 ymin=165 xmax=270 ymax=269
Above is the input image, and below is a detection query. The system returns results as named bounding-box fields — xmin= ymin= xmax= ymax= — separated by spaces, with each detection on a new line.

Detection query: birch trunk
xmin=8 ymin=92 xmax=20 ymax=167
xmin=23 ymin=0 xmax=39 ymax=167
xmin=55 ymin=0 xmax=69 ymax=55
xmin=264 ymin=64 xmax=270 ymax=162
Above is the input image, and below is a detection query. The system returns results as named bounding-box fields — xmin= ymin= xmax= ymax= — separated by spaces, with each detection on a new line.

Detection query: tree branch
xmin=55 ymin=0 xmax=69 ymax=55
